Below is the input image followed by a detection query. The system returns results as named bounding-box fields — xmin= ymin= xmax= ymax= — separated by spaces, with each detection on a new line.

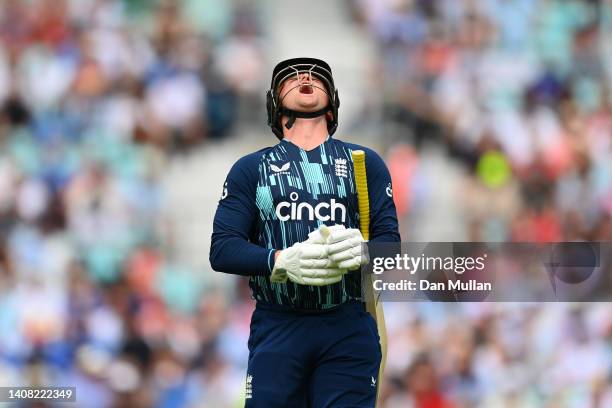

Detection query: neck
xmin=281 ymin=116 xmax=329 ymax=150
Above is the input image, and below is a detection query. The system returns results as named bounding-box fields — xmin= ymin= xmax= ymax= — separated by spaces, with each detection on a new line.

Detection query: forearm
xmin=369 ymin=212 xmax=401 ymax=243
xmin=210 ymin=234 xmax=275 ymax=276
xmin=369 ymin=231 xmax=401 ymax=243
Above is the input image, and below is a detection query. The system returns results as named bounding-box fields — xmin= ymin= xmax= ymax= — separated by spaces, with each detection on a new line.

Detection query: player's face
xmin=278 ymin=72 xmax=329 ymax=112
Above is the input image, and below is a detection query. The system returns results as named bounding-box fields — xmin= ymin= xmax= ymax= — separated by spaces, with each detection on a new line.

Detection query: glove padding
xmin=305 ymin=224 xmax=345 ymax=244
xmin=322 ymin=225 xmax=367 ymax=271
xmin=306 ymin=225 xmax=368 ymax=270
xmin=271 ymin=241 xmax=347 ymax=286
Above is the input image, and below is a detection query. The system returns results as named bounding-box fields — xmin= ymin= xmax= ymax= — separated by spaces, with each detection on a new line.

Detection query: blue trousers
xmin=245 ymin=301 xmax=381 ymax=408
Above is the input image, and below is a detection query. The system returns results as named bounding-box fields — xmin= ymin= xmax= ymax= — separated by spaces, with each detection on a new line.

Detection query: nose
xmin=297 ymin=72 xmax=312 ymax=84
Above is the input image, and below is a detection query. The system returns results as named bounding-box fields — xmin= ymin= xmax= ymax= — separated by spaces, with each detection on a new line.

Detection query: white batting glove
xmin=305 ymin=224 xmax=345 ymax=244
xmin=326 ymin=227 xmax=367 ymax=271
xmin=271 ymin=242 xmax=347 ymax=286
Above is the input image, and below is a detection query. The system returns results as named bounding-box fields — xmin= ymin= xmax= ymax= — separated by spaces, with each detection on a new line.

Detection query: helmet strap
xmin=280 ymin=105 xmax=331 ymax=130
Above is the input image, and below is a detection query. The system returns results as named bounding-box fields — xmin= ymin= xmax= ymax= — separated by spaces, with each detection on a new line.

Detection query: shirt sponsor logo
xmin=275 ymin=192 xmax=346 ymax=222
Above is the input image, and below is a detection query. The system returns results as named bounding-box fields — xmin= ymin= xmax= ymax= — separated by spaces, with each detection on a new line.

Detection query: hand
xmin=305 ymin=224 xmax=344 ymax=244
xmin=271 ymin=242 xmax=347 ymax=286
xmin=326 ymin=227 xmax=367 ymax=271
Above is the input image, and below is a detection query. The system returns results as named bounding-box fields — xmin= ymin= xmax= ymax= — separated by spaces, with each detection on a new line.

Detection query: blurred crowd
xmin=0 ymin=0 xmax=266 ymax=406
xmin=0 ymin=0 xmax=611 ymax=407
xmin=381 ymin=302 xmax=612 ymax=408
xmin=352 ymin=0 xmax=612 ymax=406
xmin=355 ymin=0 xmax=612 ymax=243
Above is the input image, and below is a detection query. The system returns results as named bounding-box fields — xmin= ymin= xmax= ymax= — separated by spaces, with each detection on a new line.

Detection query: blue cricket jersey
xmin=210 ymin=136 xmax=400 ymax=310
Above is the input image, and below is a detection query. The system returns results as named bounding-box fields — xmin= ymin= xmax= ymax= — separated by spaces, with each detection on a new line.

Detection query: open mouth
xmin=299 ymin=84 xmax=314 ymax=94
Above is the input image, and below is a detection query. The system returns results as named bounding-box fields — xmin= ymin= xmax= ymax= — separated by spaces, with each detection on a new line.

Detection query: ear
xmin=326 ymin=111 xmax=333 ymax=121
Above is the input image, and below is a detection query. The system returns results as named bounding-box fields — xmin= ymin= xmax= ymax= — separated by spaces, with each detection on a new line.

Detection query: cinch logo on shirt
xmin=275 ymin=192 xmax=347 ymax=222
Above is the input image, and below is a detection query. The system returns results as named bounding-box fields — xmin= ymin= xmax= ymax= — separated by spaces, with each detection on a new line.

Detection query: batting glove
xmin=305 ymin=224 xmax=345 ymax=244
xmin=271 ymin=241 xmax=347 ymax=286
xmin=325 ymin=226 xmax=367 ymax=271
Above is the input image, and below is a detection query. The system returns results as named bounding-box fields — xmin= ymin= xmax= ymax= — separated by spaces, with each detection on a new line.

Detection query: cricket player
xmin=210 ymin=57 xmax=400 ymax=407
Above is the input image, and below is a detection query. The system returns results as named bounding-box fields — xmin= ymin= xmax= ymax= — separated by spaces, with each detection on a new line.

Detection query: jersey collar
xmin=280 ymin=135 xmax=331 ymax=153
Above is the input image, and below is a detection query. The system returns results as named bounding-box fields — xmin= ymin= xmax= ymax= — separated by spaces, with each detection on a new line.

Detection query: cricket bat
xmin=351 ymin=150 xmax=387 ymax=407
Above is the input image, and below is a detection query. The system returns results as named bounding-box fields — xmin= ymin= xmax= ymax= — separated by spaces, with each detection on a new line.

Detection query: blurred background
xmin=0 ymin=0 xmax=611 ymax=407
